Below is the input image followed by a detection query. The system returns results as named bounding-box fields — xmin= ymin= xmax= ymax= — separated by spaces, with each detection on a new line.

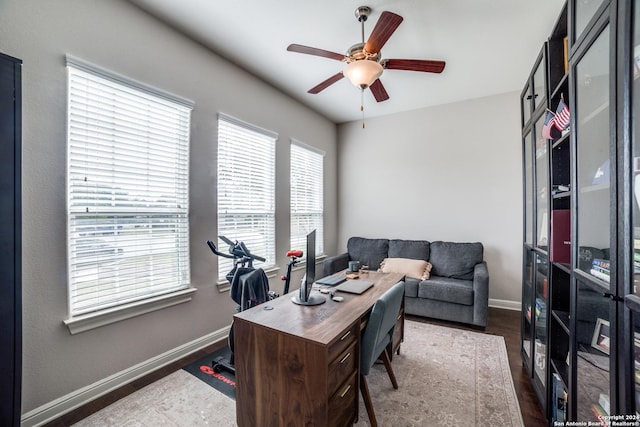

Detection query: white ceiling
xmin=128 ymin=0 xmax=565 ymax=124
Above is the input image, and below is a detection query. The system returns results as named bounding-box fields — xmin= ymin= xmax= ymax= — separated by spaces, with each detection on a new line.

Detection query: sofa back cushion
xmin=429 ymin=241 xmax=483 ymax=280
xmin=347 ymin=237 xmax=389 ymax=270
xmin=388 ymin=239 xmax=430 ymax=261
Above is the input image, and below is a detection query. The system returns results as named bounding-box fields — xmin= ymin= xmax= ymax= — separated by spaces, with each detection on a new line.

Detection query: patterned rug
xmin=72 ymin=321 xmax=523 ymax=426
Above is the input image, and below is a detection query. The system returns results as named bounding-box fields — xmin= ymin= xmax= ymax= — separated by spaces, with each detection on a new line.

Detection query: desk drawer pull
xmin=340 ymin=330 xmax=351 ymax=341
xmin=339 ymin=384 xmax=351 ymax=398
xmin=340 ymin=352 xmax=351 ymax=364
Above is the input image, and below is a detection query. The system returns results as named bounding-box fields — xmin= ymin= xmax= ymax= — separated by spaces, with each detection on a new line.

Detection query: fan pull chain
xmin=361 ymin=89 xmax=365 ymax=129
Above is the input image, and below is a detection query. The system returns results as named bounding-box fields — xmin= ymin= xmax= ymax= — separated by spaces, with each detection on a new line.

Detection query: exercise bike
xmin=207 ymin=237 xmax=304 ymax=375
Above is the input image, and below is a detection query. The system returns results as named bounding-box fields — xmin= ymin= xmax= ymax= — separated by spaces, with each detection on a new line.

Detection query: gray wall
xmin=336 ymin=91 xmax=523 ymax=306
xmin=0 ymin=0 xmax=338 ymax=418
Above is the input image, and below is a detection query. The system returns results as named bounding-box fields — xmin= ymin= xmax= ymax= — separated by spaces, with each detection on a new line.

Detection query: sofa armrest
xmin=472 ymin=261 xmax=490 ymax=328
xmin=323 ymin=252 xmax=350 ymax=276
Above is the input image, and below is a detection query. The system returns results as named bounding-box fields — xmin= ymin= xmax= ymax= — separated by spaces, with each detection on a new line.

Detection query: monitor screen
xmin=291 ymin=229 xmax=325 ymax=305
xmin=304 ymin=229 xmax=316 ymax=300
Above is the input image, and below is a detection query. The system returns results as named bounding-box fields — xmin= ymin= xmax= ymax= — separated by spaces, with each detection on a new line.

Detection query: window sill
xmin=64 ymin=287 xmax=197 ymax=335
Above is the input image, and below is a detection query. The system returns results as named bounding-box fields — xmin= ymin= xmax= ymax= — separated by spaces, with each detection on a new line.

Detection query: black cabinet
xmin=522 ymin=0 xmax=640 ymax=421
xmin=0 ymin=52 xmax=22 ymax=427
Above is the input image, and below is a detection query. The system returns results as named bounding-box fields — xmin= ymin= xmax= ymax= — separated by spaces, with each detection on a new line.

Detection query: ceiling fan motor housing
xmin=346 ymin=43 xmax=380 ymax=63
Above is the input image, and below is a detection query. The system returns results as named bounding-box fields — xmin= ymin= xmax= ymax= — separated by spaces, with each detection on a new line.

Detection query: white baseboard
xmin=21 ymin=326 xmax=230 ymax=427
xmin=489 ymin=298 xmax=521 ymax=311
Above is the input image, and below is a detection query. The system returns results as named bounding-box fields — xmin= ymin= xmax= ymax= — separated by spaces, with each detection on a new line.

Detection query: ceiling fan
xmin=287 ymin=6 xmax=446 ymax=102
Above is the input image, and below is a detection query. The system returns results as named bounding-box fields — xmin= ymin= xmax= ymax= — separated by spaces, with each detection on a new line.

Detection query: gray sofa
xmin=323 ymin=237 xmax=489 ymax=328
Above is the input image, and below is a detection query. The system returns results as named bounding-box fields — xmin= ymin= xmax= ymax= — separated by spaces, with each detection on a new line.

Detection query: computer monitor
xmin=291 ymin=229 xmax=325 ymax=306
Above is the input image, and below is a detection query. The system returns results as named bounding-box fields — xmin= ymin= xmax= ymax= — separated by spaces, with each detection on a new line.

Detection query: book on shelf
xmin=551 ymin=373 xmax=567 ymax=423
xmin=590 ymin=268 xmax=611 ymax=283
xmin=590 ymin=258 xmax=611 ymax=282
xmin=592 ymin=258 xmax=611 ymax=270
xmin=535 ymin=298 xmax=547 ymax=321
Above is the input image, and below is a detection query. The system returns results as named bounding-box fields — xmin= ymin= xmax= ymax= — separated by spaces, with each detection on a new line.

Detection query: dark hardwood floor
xmin=44 ymin=307 xmax=545 ymax=426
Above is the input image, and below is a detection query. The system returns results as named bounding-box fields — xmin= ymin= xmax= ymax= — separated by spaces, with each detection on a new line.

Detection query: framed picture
xmin=591 ymin=318 xmax=610 ymax=355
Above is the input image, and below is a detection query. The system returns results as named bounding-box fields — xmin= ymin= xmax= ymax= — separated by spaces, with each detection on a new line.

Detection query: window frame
xmin=290 ymin=140 xmax=325 ymax=259
xmin=216 ymin=113 xmax=277 ymax=283
xmin=64 ymin=56 xmax=195 ymax=334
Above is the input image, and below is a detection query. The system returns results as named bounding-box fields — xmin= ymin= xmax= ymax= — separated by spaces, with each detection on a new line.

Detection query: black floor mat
xmin=182 ymin=346 xmax=236 ymax=400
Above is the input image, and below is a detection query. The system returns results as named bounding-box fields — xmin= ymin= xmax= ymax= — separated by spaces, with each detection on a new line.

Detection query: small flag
xmin=541 ymin=111 xmax=555 ymax=139
xmin=554 ymin=99 xmax=570 ymax=130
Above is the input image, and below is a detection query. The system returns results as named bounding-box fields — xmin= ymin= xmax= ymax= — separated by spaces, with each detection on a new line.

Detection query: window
xmin=290 ymin=141 xmax=324 ymax=257
xmin=217 ymin=114 xmax=276 ymax=280
xmin=66 ymin=57 xmax=193 ymax=319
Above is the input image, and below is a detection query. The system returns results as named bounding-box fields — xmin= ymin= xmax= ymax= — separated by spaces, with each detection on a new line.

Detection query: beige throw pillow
xmin=378 ymin=257 xmax=432 ymax=280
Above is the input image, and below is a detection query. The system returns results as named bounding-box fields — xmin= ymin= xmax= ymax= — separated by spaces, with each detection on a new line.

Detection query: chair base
xmin=360 ymin=349 xmax=398 ymax=427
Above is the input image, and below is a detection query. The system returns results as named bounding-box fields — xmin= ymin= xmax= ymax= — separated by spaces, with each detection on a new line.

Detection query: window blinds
xmin=290 ymin=141 xmax=324 ymax=256
xmin=67 ymin=60 xmax=192 ymax=315
xmin=217 ymin=114 xmax=276 ymax=280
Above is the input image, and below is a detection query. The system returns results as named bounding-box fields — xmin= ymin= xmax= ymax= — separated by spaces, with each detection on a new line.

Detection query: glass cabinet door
xmin=629 ymin=0 xmax=640 ymax=416
xmin=533 ymin=57 xmax=546 ymax=112
xmin=522 ymin=83 xmax=532 ymax=127
xmin=525 ymin=131 xmax=534 ymax=245
xmin=575 ymin=25 xmax=610 ymax=283
xmin=523 ymin=249 xmax=534 ymax=363
xmin=574 ymin=0 xmax=606 ymax=44
xmin=574 ymin=22 xmax=612 ymax=422
xmin=535 ymin=114 xmax=549 ymax=251
xmin=534 ymin=252 xmax=549 ymax=391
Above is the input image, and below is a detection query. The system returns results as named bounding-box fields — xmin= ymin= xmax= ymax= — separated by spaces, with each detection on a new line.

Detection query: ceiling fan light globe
xmin=343 ymin=60 xmax=383 ymax=89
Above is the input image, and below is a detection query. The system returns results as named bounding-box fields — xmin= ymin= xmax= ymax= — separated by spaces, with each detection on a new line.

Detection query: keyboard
xmin=315 ymin=272 xmax=347 ymax=286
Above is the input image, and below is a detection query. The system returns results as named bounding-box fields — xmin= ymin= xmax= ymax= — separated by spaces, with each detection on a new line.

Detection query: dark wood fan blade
xmin=287 ymin=44 xmax=345 ymax=61
xmin=308 ymin=72 xmax=344 ymax=94
xmin=369 ymin=79 xmax=389 ymax=102
xmin=383 ymin=59 xmax=446 ymax=73
xmin=364 ymin=11 xmax=403 ymax=54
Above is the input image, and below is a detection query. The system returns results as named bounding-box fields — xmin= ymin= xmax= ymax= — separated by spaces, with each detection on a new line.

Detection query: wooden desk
xmin=233 ymin=271 xmax=405 ymax=427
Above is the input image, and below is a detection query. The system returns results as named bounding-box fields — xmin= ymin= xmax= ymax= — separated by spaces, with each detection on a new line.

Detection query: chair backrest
xmin=360 ymin=281 xmax=405 ymax=375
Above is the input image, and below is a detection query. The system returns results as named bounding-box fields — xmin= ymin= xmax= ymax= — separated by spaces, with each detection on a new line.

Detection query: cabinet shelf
xmin=552 ymin=309 xmax=570 ymax=333
xmin=550 ymin=357 xmax=569 ymax=386
xmin=552 ymin=132 xmax=570 ymax=149
xmin=551 ymin=73 xmax=569 ymax=100
xmin=552 ymin=191 xmax=572 ymax=199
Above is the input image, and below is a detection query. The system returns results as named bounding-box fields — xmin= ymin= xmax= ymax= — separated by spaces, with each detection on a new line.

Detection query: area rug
xmin=72 ymin=321 xmax=523 ymax=427
xmin=182 ymin=346 xmax=236 ymax=399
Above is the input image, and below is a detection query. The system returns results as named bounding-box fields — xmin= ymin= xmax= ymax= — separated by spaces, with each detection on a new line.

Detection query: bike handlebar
xmin=208 ymin=236 xmax=266 ymax=262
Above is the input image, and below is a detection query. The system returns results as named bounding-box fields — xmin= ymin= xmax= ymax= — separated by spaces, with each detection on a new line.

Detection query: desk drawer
xmin=328 ymin=371 xmax=357 ymax=427
xmin=328 ymin=323 xmax=357 ymax=363
xmin=328 ymin=341 xmax=357 ymax=396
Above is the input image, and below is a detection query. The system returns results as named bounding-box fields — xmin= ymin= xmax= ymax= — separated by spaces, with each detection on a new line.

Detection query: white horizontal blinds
xmin=67 ymin=63 xmax=192 ymax=316
xmin=217 ymin=114 xmax=276 ymax=280
xmin=290 ymin=141 xmax=324 ymax=257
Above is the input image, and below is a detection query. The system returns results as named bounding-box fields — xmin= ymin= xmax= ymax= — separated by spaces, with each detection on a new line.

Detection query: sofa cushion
xmin=429 ymin=241 xmax=483 ymax=280
xmin=403 ymin=277 xmax=420 ymax=298
xmin=388 ymin=239 xmax=430 ymax=261
xmin=347 ymin=237 xmax=389 ymax=270
xmin=418 ymin=276 xmax=474 ymax=306
xmin=379 ymin=257 xmax=432 ymax=280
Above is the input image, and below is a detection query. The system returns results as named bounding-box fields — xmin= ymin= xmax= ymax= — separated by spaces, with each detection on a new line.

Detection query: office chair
xmin=359 ymin=281 xmax=405 ymax=427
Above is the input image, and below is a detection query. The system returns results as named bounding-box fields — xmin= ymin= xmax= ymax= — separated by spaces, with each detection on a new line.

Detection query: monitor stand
xmin=291 ymin=294 xmax=326 ymax=306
